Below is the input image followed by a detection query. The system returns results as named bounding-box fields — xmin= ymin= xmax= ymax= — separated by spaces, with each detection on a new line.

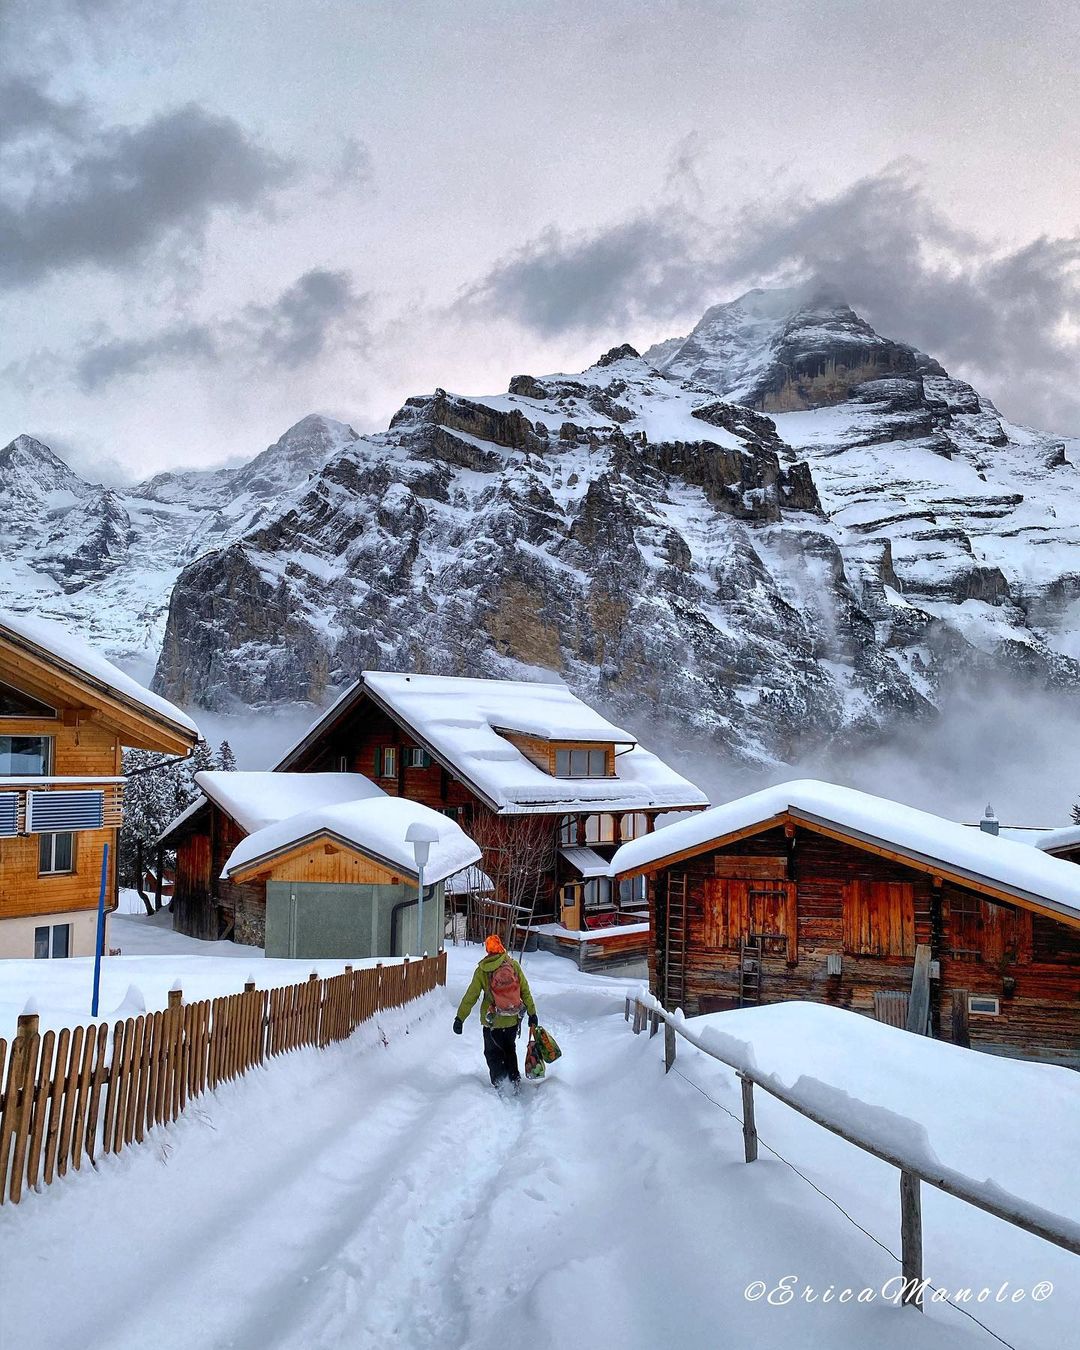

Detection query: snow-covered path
xmin=1 ymin=949 xmax=1074 ymax=1350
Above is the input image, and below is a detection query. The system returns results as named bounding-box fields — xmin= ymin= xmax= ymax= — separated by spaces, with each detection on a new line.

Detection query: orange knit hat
xmin=484 ymin=934 xmax=505 ymax=955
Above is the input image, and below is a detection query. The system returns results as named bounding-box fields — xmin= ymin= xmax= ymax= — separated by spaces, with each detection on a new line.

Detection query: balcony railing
xmin=0 ymin=777 xmax=125 ymax=836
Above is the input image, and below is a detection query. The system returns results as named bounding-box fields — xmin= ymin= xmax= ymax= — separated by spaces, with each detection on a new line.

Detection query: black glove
xmin=452 ymin=1017 xmax=463 ymax=1035
xmin=528 ymin=1014 xmax=538 ymax=1028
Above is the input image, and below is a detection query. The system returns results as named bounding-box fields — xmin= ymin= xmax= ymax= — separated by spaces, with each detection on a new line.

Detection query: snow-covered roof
xmin=610 ymin=778 xmax=1080 ymax=923
xmin=222 ymin=796 xmax=482 ymax=886
xmin=1037 ymin=823 xmax=1080 ymax=855
xmin=358 ymin=672 xmax=708 ymax=814
xmin=0 ymin=607 xmax=199 ymax=739
xmin=195 ymin=771 xmax=384 ymax=835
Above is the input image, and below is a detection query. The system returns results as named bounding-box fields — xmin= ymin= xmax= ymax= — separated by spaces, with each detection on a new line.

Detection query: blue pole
xmin=91 ymin=841 xmax=109 ymax=1018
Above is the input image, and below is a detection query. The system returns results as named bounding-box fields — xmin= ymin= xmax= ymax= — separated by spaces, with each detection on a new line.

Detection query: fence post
xmin=244 ymin=979 xmax=256 ymax=994
xmin=900 ymin=1170 xmax=924 ymax=1310
xmin=5 ymin=1009 xmax=41 ymax=1204
xmin=738 ymin=1073 xmax=758 ymax=1163
xmin=649 ymin=1010 xmax=659 ymax=1039
xmin=167 ymin=986 xmax=182 ymax=1011
xmin=664 ymin=1019 xmax=676 ymax=1073
xmin=632 ymin=1000 xmax=644 ymax=1034
xmin=624 ymin=996 xmax=631 ymax=1022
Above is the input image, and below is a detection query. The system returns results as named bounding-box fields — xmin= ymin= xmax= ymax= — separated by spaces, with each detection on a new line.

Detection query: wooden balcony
xmin=0 ymin=777 xmax=125 ymax=835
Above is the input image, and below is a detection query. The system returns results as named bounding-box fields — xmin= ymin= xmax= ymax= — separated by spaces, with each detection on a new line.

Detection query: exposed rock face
xmin=0 ymin=415 xmax=357 ymax=658
xmin=148 ymin=320 xmax=1079 ymax=766
xmin=5 ymin=289 xmax=1080 ymax=770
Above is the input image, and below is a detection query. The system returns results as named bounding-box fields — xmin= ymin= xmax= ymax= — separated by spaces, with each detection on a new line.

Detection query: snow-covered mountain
xmin=5 ymin=289 xmax=1080 ymax=767
xmin=0 ymin=415 xmax=358 ymax=665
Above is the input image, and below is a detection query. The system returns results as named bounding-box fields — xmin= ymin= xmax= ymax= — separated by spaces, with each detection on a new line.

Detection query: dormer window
xmin=555 ymin=748 xmax=609 ymax=778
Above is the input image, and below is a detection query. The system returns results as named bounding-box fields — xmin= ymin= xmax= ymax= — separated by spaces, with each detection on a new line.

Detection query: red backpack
xmin=489 ymin=956 xmax=525 ymax=1017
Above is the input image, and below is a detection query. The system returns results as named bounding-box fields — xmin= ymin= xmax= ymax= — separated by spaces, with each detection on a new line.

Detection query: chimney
xmin=980 ymin=803 xmax=999 ymax=836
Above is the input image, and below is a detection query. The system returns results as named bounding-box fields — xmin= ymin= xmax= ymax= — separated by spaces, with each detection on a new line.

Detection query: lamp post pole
xmin=405 ymin=822 xmax=440 ymax=957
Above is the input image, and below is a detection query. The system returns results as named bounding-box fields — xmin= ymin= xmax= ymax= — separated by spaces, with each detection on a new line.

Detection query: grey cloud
xmin=0 ymin=77 xmax=85 ymax=143
xmin=462 ymin=163 xmax=1080 ymax=433
xmin=460 ymin=217 xmax=714 ymax=336
xmin=0 ymin=102 xmax=290 ymax=289
xmin=74 ymin=268 xmax=368 ymax=390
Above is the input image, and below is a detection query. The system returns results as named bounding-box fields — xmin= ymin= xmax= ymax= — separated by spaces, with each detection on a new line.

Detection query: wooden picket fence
xmin=0 ymin=951 xmax=446 ymax=1207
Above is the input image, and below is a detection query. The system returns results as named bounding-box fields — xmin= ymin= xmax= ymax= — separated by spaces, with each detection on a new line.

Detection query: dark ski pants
xmin=482 ymin=1023 xmax=521 ymax=1086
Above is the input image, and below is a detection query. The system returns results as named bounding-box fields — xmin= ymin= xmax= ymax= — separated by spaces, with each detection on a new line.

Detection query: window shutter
xmin=26 ymin=790 xmax=104 ymax=833
xmin=374 ymin=747 xmax=383 ymax=777
xmin=0 ymin=792 xmax=18 ymax=837
xmin=421 ymin=750 xmax=432 ymax=768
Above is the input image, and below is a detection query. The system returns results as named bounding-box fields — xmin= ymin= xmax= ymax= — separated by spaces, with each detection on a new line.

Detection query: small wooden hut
xmin=611 ymin=780 xmax=1080 ymax=1066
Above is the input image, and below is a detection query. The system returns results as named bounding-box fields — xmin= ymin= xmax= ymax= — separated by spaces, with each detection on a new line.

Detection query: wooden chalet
xmin=0 ymin=610 xmax=200 ymax=959
xmin=611 ymin=780 xmax=1080 ymax=1066
xmin=165 ymin=673 xmax=707 ymax=963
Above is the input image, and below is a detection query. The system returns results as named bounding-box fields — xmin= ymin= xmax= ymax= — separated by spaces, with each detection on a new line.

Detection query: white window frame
xmin=968 ymin=994 xmax=1000 ymax=1016
xmin=0 ymin=733 xmax=53 ymax=776
xmin=39 ymin=831 xmax=75 ymax=876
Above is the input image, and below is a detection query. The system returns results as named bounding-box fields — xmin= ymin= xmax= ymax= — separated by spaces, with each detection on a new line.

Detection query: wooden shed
xmin=611 ymin=780 xmax=1080 ymax=1066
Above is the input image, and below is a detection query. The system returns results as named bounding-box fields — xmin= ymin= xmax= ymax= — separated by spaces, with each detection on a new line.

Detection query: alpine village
xmin=4 ymin=7 xmax=1080 ymax=1347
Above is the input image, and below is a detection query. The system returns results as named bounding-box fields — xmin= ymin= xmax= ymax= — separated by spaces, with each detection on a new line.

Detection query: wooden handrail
xmin=628 ymin=991 xmax=1080 ymax=1307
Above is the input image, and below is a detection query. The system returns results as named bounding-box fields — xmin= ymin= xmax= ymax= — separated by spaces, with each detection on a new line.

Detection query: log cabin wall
xmin=171 ymin=802 xmax=267 ymax=944
xmin=654 ymin=824 xmax=1080 ymax=1065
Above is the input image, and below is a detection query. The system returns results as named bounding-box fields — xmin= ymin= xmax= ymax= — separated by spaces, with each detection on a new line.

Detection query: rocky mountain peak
xmin=0 ymin=434 xmax=95 ymax=497
xmin=645 ymin=285 xmax=947 ymax=412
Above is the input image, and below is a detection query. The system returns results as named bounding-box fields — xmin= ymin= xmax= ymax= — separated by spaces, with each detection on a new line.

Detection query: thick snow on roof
xmin=363 ymin=672 xmax=707 ymax=813
xmin=0 ymin=607 xmax=199 ymax=737
xmin=559 ymin=846 xmax=610 ymax=878
xmin=222 ymin=795 xmax=481 ymax=885
xmin=611 ymin=778 xmax=1080 ymax=919
xmin=1037 ymin=823 xmax=1080 ymax=854
xmin=195 ymin=771 xmax=385 ymax=835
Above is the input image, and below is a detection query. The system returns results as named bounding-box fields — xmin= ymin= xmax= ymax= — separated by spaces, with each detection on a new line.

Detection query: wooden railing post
xmin=664 ymin=1019 xmax=676 ymax=1073
xmin=3 ymin=1009 xmax=41 ymax=1204
xmin=738 ymin=1073 xmax=758 ymax=1163
xmin=900 ymin=1170 xmax=924 ymax=1310
xmin=624 ymin=996 xmax=631 ymax=1022
xmin=649 ymin=1010 xmax=659 ymax=1038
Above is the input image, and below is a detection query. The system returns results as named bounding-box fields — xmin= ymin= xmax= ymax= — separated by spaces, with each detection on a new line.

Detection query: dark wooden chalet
xmin=164 ymin=673 xmax=708 ymax=958
xmin=611 ymin=780 xmax=1080 ymax=1066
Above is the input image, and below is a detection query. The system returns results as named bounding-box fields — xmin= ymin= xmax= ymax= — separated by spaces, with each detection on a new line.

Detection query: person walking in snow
xmin=453 ymin=935 xmax=538 ymax=1088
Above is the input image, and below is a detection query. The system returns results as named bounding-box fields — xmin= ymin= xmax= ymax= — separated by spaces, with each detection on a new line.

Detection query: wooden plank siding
xmin=0 ymin=712 xmax=121 ymax=926
xmin=647 ymin=824 xmax=1080 ymax=1065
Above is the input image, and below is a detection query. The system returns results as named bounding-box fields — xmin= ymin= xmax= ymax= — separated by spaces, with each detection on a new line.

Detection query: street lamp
xmin=405 ymin=821 xmax=440 ymax=956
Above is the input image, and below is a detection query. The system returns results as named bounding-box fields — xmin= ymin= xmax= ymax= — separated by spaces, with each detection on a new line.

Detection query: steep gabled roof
xmin=158 ymin=771 xmax=383 ymax=847
xmin=277 ymin=671 xmax=708 ymax=816
xmin=610 ymin=779 xmax=1080 ymax=927
xmin=0 ymin=608 xmax=199 ymax=752
xmin=222 ymin=795 xmax=481 ymax=885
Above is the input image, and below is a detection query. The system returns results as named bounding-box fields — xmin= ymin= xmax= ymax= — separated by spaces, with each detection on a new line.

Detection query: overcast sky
xmin=2 ymin=0 xmax=1079 ymax=482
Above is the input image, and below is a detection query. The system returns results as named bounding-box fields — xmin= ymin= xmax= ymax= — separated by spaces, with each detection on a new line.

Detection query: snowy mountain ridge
xmin=4 ymin=289 xmax=1080 ymax=768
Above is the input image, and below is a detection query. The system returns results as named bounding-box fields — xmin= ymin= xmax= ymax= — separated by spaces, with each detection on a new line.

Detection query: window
xmin=374 ymin=746 xmax=398 ymax=778
xmin=620 ymin=812 xmax=648 ymax=841
xmin=403 ymin=747 xmax=431 ymax=769
xmin=584 ymin=814 xmax=615 ymax=844
xmin=34 ymin=923 xmax=71 ymax=959
xmin=557 ymin=815 xmax=578 ymax=845
xmin=441 ymin=805 xmax=467 ymax=823
xmin=0 ymin=735 xmax=52 ymax=776
xmin=968 ymin=995 xmax=1000 ymax=1016
xmin=0 ymin=682 xmax=56 ymax=718
xmin=555 ymin=748 xmax=609 ymax=778
xmin=583 ymin=877 xmax=612 ymax=909
xmin=618 ymin=875 xmax=647 ymax=907
xmin=39 ymin=832 xmax=74 ymax=875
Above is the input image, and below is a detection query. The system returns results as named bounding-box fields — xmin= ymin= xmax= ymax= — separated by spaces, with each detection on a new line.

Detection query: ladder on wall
xmin=663 ymin=872 xmax=689 ymax=1010
xmin=739 ymin=937 xmax=763 ymax=1007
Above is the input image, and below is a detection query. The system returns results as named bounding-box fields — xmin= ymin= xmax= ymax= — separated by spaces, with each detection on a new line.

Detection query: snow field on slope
xmin=2 ymin=941 xmax=1075 ymax=1349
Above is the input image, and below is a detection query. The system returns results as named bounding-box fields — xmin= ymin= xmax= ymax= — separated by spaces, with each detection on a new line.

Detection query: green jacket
xmin=456 ymin=953 xmax=537 ymax=1029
